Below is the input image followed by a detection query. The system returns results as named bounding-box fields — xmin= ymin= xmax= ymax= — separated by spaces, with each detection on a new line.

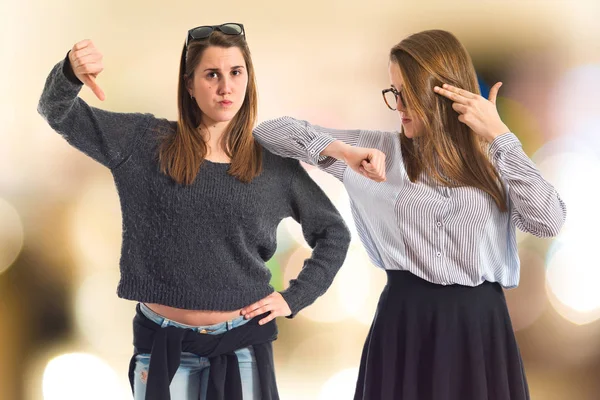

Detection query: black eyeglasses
xmin=185 ymin=23 xmax=245 ymax=47
xmin=382 ymin=87 xmax=406 ymax=111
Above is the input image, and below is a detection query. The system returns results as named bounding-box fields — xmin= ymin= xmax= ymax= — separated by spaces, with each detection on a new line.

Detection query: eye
xmin=397 ymin=90 xmax=406 ymax=107
xmin=232 ymin=69 xmax=243 ymax=76
xmin=207 ymin=71 xmax=218 ymax=79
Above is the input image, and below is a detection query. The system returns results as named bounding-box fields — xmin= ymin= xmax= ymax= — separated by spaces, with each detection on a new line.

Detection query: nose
xmin=396 ymin=104 xmax=406 ymax=118
xmin=396 ymin=97 xmax=406 ymax=113
xmin=396 ymin=103 xmax=406 ymax=118
xmin=218 ymin=76 xmax=233 ymax=95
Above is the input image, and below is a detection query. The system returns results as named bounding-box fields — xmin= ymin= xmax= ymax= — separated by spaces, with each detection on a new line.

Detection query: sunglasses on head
xmin=185 ymin=23 xmax=245 ymax=48
xmin=382 ymin=86 xmax=406 ymax=111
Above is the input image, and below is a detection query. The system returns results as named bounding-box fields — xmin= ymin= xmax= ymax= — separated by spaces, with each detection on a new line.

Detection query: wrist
xmin=62 ymin=51 xmax=83 ymax=86
xmin=322 ymin=140 xmax=352 ymax=161
xmin=487 ymin=124 xmax=510 ymax=142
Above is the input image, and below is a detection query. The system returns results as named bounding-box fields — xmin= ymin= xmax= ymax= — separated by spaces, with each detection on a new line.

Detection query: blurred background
xmin=1 ymin=0 xmax=599 ymax=399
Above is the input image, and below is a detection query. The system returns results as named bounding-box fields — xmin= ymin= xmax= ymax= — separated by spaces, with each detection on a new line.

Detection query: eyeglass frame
xmin=381 ymin=86 xmax=406 ymax=111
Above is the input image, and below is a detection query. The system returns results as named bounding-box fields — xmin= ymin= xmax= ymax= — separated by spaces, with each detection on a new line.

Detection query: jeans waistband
xmin=139 ymin=303 xmax=249 ymax=335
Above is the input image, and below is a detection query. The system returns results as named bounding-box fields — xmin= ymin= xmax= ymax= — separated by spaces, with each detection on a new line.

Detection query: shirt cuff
xmin=278 ymin=288 xmax=307 ymax=319
xmin=62 ymin=51 xmax=84 ymax=86
xmin=488 ymin=132 xmax=521 ymax=159
xmin=305 ymin=134 xmax=337 ymax=167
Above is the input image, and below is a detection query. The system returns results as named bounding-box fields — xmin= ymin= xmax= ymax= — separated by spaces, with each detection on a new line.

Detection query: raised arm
xmin=255 ymin=117 xmax=386 ymax=182
xmin=37 ymin=40 xmax=153 ymax=169
xmin=434 ymin=82 xmax=566 ymax=237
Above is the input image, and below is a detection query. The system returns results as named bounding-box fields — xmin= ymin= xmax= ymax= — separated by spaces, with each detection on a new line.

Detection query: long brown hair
xmin=391 ymin=30 xmax=507 ymax=211
xmin=159 ymin=31 xmax=262 ymax=185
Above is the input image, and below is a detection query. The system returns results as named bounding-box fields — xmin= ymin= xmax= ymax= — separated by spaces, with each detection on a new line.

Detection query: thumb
xmin=488 ymin=82 xmax=502 ymax=104
xmin=82 ymin=74 xmax=106 ymax=101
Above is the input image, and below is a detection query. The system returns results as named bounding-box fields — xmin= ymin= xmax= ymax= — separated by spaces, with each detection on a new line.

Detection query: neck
xmin=201 ymin=119 xmax=231 ymax=161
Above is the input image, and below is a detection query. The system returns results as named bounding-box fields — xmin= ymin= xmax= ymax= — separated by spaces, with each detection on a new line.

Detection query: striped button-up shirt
xmin=254 ymin=117 xmax=567 ymax=288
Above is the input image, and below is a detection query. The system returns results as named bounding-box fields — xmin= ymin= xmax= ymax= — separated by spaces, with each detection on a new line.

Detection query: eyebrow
xmin=203 ymin=66 xmax=246 ymax=72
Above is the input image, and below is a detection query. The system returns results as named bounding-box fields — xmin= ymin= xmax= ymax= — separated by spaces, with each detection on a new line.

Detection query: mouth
xmin=219 ymin=100 xmax=233 ymax=106
xmin=401 ymin=118 xmax=412 ymax=124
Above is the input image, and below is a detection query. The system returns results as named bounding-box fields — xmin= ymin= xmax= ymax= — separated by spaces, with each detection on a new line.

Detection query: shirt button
xmin=436 ymin=222 xmax=442 ymax=227
xmin=436 ymin=252 xmax=442 ymax=257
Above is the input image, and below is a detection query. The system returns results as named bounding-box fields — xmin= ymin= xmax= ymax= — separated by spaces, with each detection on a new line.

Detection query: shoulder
xmin=147 ymin=117 xmax=176 ymax=135
xmin=260 ymin=144 xmax=302 ymax=171
xmin=129 ymin=117 xmax=176 ymax=155
xmin=139 ymin=117 xmax=176 ymax=140
xmin=258 ymin=145 xmax=311 ymax=189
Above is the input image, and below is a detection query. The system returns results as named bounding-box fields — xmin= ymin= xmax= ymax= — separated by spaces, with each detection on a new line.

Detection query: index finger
xmin=362 ymin=160 xmax=375 ymax=171
xmin=82 ymin=75 xmax=105 ymax=101
xmin=434 ymin=84 xmax=476 ymax=104
xmin=241 ymin=299 xmax=265 ymax=315
xmin=441 ymin=83 xmax=478 ymax=99
xmin=73 ymin=39 xmax=93 ymax=51
xmin=434 ymin=86 xmax=469 ymax=104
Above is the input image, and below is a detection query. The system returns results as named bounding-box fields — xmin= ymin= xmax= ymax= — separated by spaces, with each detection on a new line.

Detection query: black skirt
xmin=354 ymin=270 xmax=530 ymax=400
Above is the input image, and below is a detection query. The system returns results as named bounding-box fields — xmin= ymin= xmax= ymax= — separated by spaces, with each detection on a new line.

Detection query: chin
xmin=403 ymin=127 xmax=423 ymax=139
xmin=207 ymin=111 xmax=239 ymax=124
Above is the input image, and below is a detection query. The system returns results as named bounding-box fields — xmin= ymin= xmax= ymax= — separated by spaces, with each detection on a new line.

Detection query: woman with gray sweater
xmin=38 ymin=23 xmax=350 ymax=400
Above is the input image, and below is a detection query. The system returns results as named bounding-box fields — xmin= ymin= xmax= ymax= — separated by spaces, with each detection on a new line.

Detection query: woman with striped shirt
xmin=249 ymin=30 xmax=566 ymax=399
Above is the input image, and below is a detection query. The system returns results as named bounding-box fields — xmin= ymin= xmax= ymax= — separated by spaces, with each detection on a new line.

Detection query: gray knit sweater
xmin=37 ymin=58 xmax=351 ymax=315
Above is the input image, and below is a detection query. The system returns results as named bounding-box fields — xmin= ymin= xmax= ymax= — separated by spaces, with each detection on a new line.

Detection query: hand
xmin=345 ymin=146 xmax=387 ymax=182
xmin=68 ymin=39 xmax=106 ymax=101
xmin=323 ymin=141 xmax=386 ymax=182
xmin=240 ymin=292 xmax=292 ymax=325
xmin=433 ymin=82 xmax=509 ymax=142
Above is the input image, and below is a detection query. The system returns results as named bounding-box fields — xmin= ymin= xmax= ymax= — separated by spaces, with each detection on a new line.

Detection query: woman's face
xmin=188 ymin=46 xmax=248 ymax=127
xmin=388 ymin=61 xmax=424 ymax=139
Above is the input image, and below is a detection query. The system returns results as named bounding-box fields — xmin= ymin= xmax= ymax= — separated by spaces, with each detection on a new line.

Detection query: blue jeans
xmin=133 ymin=303 xmax=261 ymax=400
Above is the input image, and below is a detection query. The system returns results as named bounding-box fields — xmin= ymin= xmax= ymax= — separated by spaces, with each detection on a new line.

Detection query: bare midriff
xmin=145 ymin=303 xmax=243 ymax=326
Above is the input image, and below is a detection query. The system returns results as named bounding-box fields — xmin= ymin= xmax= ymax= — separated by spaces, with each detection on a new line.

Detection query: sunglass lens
xmin=220 ymin=23 xmax=243 ymax=35
xmin=191 ymin=26 xmax=214 ymax=40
